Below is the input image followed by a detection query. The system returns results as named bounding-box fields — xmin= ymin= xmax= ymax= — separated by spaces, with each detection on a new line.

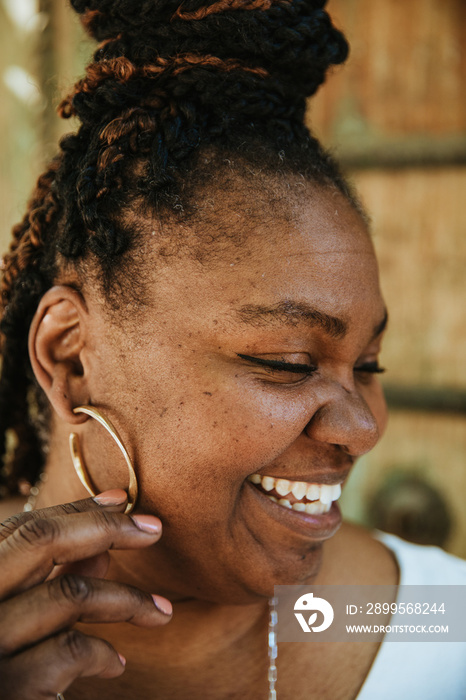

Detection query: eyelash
xmin=355 ymin=361 xmax=386 ymax=374
xmin=237 ymin=354 xmax=386 ymax=376
xmin=237 ymin=354 xmax=317 ymax=375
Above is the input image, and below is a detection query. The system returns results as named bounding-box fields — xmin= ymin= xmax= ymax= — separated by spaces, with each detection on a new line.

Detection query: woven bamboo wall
xmin=1 ymin=1 xmax=465 ymax=555
xmin=0 ymin=1 xmax=43 ymax=251
xmin=0 ymin=0 xmax=90 ymax=252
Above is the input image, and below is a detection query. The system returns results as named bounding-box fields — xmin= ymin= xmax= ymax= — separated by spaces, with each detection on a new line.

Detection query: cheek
xmin=133 ymin=378 xmax=310 ymax=488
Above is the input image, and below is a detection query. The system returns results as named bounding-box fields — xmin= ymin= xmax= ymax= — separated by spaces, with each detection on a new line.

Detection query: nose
xmin=304 ymin=382 xmax=380 ymax=457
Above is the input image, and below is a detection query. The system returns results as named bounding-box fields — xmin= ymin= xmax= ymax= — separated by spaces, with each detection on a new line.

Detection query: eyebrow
xmin=233 ymin=301 xmax=347 ymax=338
xmin=233 ymin=301 xmax=388 ymax=341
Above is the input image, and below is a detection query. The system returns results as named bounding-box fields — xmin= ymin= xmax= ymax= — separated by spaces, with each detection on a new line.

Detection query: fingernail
xmin=152 ymin=594 xmax=173 ymax=616
xmin=130 ymin=514 xmax=162 ymax=534
xmin=93 ymin=489 xmax=128 ymax=506
xmin=118 ymin=653 xmax=127 ymax=666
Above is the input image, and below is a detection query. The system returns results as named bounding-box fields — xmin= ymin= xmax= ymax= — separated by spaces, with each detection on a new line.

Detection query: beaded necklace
xmin=268 ymin=597 xmax=279 ymax=699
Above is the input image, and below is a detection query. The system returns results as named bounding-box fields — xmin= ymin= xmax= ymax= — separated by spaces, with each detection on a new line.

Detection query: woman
xmin=0 ymin=1 xmax=465 ymax=698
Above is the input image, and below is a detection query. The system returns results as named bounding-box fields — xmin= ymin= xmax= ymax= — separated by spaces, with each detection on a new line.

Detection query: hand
xmin=0 ymin=489 xmax=172 ymax=699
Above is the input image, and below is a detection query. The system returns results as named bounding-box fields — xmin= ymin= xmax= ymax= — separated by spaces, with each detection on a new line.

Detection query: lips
xmin=244 ymin=473 xmax=343 ymax=541
xmin=247 ymin=473 xmax=342 ymax=513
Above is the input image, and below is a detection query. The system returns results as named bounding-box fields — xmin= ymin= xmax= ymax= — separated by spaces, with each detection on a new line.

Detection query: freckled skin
xmin=31 ymin=183 xmax=398 ymax=699
xmin=40 ymin=185 xmax=388 ymax=604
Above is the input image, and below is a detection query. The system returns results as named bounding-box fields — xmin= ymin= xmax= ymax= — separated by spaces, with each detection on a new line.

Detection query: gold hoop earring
xmin=69 ymin=406 xmax=138 ymax=514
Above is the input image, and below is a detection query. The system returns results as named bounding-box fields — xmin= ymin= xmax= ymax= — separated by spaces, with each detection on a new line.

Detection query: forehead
xmin=146 ymin=184 xmax=382 ymax=329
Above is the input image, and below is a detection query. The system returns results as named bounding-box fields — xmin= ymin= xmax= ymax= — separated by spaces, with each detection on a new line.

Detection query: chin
xmin=205 ymin=542 xmax=326 ymax=605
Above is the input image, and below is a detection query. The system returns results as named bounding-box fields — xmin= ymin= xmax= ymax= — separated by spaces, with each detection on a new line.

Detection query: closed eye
xmin=237 ymin=354 xmax=317 ymax=375
xmin=354 ymin=361 xmax=386 ymax=374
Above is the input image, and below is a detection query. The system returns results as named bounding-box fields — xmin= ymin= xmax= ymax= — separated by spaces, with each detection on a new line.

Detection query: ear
xmin=28 ymin=285 xmax=91 ymax=425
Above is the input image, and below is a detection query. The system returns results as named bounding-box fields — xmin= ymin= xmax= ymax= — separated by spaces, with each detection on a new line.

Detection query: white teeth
xmin=305 ymin=501 xmax=331 ymax=515
xmin=262 ymin=476 xmax=275 ymax=492
xmin=292 ymin=502 xmax=306 ymax=512
xmin=266 ymin=494 xmax=332 ymax=513
xmin=306 ymin=484 xmax=320 ymax=501
xmin=319 ymin=484 xmax=334 ymax=505
xmin=320 ymin=483 xmax=341 ymax=504
xmin=275 ymin=479 xmax=292 ymax=497
xmin=305 ymin=501 xmax=323 ymax=515
xmin=250 ymin=473 xmax=343 ymax=513
xmin=291 ymin=482 xmax=307 ymax=500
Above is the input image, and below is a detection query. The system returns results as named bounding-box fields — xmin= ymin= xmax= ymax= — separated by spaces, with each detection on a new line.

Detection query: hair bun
xmin=70 ymin=0 xmax=348 ymax=105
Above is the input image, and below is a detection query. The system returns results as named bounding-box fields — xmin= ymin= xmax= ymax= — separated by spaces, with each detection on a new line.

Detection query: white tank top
xmin=356 ymin=532 xmax=466 ymax=700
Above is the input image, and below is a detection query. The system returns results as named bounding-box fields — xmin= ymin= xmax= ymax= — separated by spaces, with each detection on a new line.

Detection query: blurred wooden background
xmin=1 ymin=0 xmax=465 ymax=556
xmin=0 ymin=0 xmax=90 ymax=242
xmin=310 ymin=0 xmax=466 ymax=557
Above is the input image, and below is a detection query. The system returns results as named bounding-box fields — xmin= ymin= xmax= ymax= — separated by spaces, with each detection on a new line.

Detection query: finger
xmin=0 ymin=574 xmax=172 ymax=657
xmin=0 ymin=489 xmax=128 ymax=542
xmin=0 ymin=510 xmax=162 ymax=598
xmin=0 ymin=629 xmax=126 ymax=700
xmin=50 ymin=551 xmax=111 ymax=580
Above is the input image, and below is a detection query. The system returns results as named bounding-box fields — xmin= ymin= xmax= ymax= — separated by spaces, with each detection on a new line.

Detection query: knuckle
xmin=58 ymin=629 xmax=92 ymax=664
xmin=52 ymin=573 xmax=92 ymax=606
xmin=59 ymin=501 xmax=82 ymax=514
xmin=0 ymin=512 xmax=31 ymax=538
xmin=95 ymin=508 xmax=115 ymax=529
xmin=92 ymin=508 xmax=121 ymax=536
xmin=129 ymin=585 xmax=148 ymax=609
xmin=14 ymin=516 xmax=60 ymax=549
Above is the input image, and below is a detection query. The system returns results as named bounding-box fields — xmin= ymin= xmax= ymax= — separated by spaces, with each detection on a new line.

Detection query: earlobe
xmin=28 ymin=285 xmax=91 ymax=424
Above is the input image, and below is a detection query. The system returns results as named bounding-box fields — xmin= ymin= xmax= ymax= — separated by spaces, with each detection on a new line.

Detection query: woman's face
xmin=83 ymin=183 xmax=388 ymax=603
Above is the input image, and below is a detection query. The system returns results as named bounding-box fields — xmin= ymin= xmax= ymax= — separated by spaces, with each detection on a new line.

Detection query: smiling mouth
xmin=247 ymin=474 xmax=342 ymax=515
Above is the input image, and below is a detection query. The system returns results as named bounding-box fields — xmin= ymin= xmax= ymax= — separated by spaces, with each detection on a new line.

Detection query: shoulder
xmin=322 ymin=522 xmax=466 ymax=586
xmin=357 ymin=531 xmax=466 ymax=699
xmin=374 ymin=530 xmax=466 ymax=585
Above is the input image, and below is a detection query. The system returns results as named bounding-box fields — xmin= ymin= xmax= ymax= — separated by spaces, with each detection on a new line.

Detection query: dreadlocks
xmin=0 ymin=0 xmax=350 ymax=495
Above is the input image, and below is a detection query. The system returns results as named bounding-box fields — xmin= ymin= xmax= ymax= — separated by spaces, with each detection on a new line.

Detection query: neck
xmin=73 ymin=588 xmax=271 ymax=700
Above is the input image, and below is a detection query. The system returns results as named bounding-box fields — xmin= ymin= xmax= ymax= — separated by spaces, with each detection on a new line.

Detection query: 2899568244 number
xmin=366 ymin=602 xmax=446 ymax=615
